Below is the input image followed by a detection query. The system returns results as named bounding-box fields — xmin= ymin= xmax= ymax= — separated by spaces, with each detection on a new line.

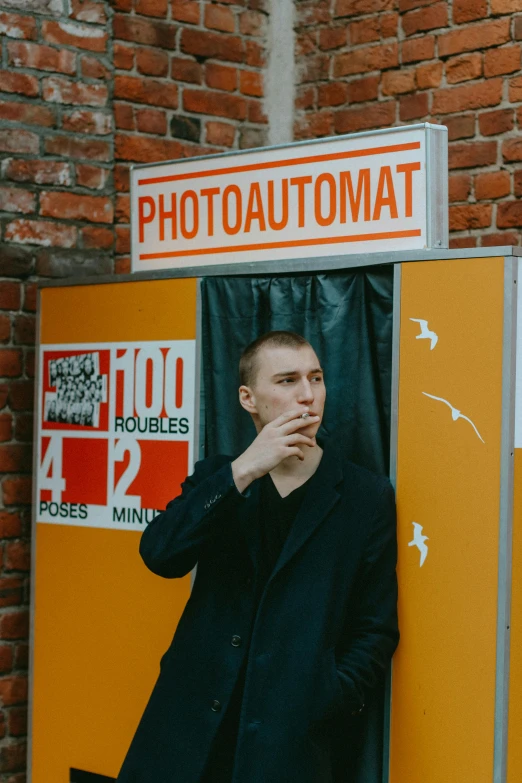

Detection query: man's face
xmin=244 ymin=344 xmax=326 ymax=434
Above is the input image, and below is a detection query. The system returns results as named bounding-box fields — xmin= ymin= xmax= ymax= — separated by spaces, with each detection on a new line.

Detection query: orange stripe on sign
xmin=137 ymin=142 xmax=422 ymax=186
xmin=138 ymin=228 xmax=422 ymax=261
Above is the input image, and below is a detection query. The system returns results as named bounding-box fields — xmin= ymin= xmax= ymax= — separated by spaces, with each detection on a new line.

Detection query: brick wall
xmin=295 ymin=0 xmax=522 ymax=249
xmin=0 ymin=0 xmax=268 ymax=777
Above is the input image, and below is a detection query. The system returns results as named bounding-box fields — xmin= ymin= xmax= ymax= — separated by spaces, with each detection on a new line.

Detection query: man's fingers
xmin=284 ymin=433 xmax=316 ymax=447
xmin=287 ymin=446 xmax=305 ymax=461
xmin=269 ymin=409 xmax=305 ymax=428
xmin=280 ymin=415 xmax=320 ymax=435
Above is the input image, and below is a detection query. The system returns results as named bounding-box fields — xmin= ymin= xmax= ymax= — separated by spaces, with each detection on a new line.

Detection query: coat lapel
xmin=267 ymin=441 xmax=344 ymax=584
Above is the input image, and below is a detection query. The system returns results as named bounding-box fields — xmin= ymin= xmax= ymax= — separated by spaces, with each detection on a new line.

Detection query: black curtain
xmin=200 ymin=267 xmax=394 ymax=783
xmin=201 ymin=268 xmax=393 ymax=475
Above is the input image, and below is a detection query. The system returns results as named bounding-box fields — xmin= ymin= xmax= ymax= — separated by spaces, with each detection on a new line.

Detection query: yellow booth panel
xmin=391 ymin=257 xmax=505 ymax=782
xmin=508 ymin=449 xmax=522 ymax=783
xmin=32 ymin=278 xmax=198 ymax=781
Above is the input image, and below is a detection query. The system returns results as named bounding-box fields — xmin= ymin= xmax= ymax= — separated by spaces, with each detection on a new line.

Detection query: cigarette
xmin=301 ymin=412 xmax=310 ymax=419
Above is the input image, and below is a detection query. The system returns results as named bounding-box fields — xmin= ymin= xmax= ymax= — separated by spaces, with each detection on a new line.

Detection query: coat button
xmin=211 ymin=700 xmax=221 ymax=712
xmin=231 ymin=635 xmax=242 ymax=647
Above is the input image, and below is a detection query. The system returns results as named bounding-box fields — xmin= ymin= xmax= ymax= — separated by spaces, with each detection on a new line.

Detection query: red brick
xmin=69 ymin=0 xmax=107 ymax=23
xmin=439 ymin=19 xmax=510 ymax=57
xmin=114 ymin=103 xmax=134 ymax=130
xmin=81 ymin=55 xmax=111 ymax=80
xmin=0 ymin=284 xmax=20 ymax=311
xmin=3 ymin=159 xmax=71 ymax=186
xmin=0 ymin=100 xmax=54 ymax=127
xmin=0 ymin=386 xmax=7 ymax=408
xmin=14 ymin=315 xmax=36 ymax=345
xmin=25 ymin=349 xmax=34 ymax=379
xmin=449 ymin=204 xmax=492 ymax=230
xmin=445 ymin=53 xmax=482 ymax=84
xmin=484 ymin=46 xmax=520 ymax=77
xmin=0 ymin=646 xmax=13 ymax=674
xmin=0 ymin=512 xmax=21 ymax=538
xmin=136 ymin=107 xmax=167 ymax=134
xmin=399 ymin=92 xmax=428 ymax=120
xmin=515 ymin=17 xmax=522 ymax=41
xmin=8 ymin=381 xmax=33 ymax=412
xmin=402 ymin=3 xmax=448 ymax=36
xmin=0 ymin=72 xmax=38 ymax=97
xmin=335 ymin=0 xmax=396 ymax=15
xmin=443 ymin=114 xmax=475 ymax=140
xmin=136 ymin=0 xmax=167 ymax=17
xmin=334 ymin=42 xmax=398 ymax=76
xmin=381 ymin=69 xmax=416 ymax=95
xmin=299 ymin=54 xmax=330 ymax=84
xmin=4 ymin=543 xmax=30 ymax=572
xmin=0 ymin=351 xmax=22 ymax=378
xmin=0 ymin=741 xmax=27 ymax=772
xmin=475 ymin=170 xmax=511 ymax=200
xmin=206 ymin=62 xmax=237 ymax=91
xmin=298 ymin=0 xmax=331 ymax=27
xmin=433 ymin=79 xmax=502 ymax=114
xmin=0 ymin=676 xmax=27 ymax=704
xmin=491 ymin=0 xmax=522 ymax=11
xmin=517 ymin=106 xmax=522 ymax=128
xmin=183 ymin=89 xmax=247 ymax=120
xmin=8 ymin=707 xmax=27 ymax=737
xmin=401 ymin=35 xmax=435 ymax=63
xmin=78 ymin=163 xmax=110 ymax=190
xmin=0 ymin=188 xmax=35 ymax=215
xmin=45 ymin=135 xmax=110 ymax=161
xmin=115 ymin=226 xmax=130 ymax=254
xmin=114 ymin=75 xmax=178 ymax=109
xmin=116 ymin=193 xmax=130 ymax=222
xmin=115 ymin=257 xmax=131 ymax=274
xmin=5 ymin=219 xmax=77 ymax=248
xmin=7 ymin=41 xmax=76 ymax=74
xmin=334 ymin=101 xmax=395 ymax=133
xmin=454 ymin=0 xmax=487 ymax=23
xmin=0 ymin=11 xmax=37 ymax=40
xmin=480 ymin=109 xmax=514 ymax=136
xmin=296 ymin=85 xmax=315 ymax=110
xmin=239 ymin=9 xmax=266 ymax=37
xmin=449 ymin=141 xmax=497 ymax=169
xmin=296 ymin=31 xmax=316 ymax=58
xmin=42 ymin=20 xmax=107 ymax=52
xmin=318 ymin=82 xmax=349 ymax=107
xmin=381 ymin=11 xmax=398 ymax=37
xmin=171 ymin=56 xmax=202 ymax=83
xmin=62 ymin=109 xmax=112 ymax=135
xmin=416 ymin=61 xmax=443 ymax=89
xmin=42 ymin=76 xmax=108 ymax=107
xmin=509 ymin=75 xmax=522 ymax=102
xmin=181 ymin=29 xmax=244 ymax=63
xmin=515 ymin=169 xmax=522 ymax=196
xmin=14 ymin=413 xmax=32 ymax=443
xmin=40 ymin=192 xmax=113 ymax=224
xmin=347 ymin=74 xmax=379 ymax=103
xmin=172 ymin=0 xmax=200 ymax=24
xmin=350 ymin=17 xmax=380 ymax=44
xmin=114 ymin=43 xmax=134 ymax=70
xmin=2 ymin=478 xmax=31 ymax=505
xmin=0 ymin=414 xmax=12 ymax=442
xmin=0 ymin=577 xmax=23 ymax=608
xmin=205 ymin=4 xmax=235 ymax=33
xmin=399 ymin=0 xmax=434 ymax=10
xmin=498 ymin=201 xmax=522 ymax=228
xmin=136 ymin=47 xmax=169 ymax=76
xmin=114 ymin=164 xmax=130 ymax=193
xmin=115 ymin=134 xmax=185 ymax=163
xmin=113 ymin=14 xmax=176 ymax=49
xmin=294 ymin=110 xmax=334 ymax=140
xmin=318 ymin=27 xmax=347 ymax=49
xmin=0 ymin=316 xmax=10 ymax=343
xmin=205 ymin=120 xmax=235 ymax=147
xmin=239 ymin=70 xmax=262 ymax=97
xmin=23 ymin=283 xmax=36 ymax=313
xmin=82 ymin=225 xmax=114 ymax=249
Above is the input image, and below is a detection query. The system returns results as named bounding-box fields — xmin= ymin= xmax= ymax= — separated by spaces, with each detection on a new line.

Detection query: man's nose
xmin=297 ymin=379 xmax=314 ymax=403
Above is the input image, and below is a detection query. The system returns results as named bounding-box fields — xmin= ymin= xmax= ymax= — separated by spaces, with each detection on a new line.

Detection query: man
xmin=117 ymin=331 xmax=398 ymax=783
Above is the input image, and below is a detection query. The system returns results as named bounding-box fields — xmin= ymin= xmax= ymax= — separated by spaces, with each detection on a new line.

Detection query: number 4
xmin=40 ymin=436 xmax=66 ymax=502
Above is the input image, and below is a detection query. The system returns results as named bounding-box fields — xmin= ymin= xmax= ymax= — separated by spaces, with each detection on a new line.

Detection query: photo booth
xmin=29 ymin=125 xmax=521 ymax=783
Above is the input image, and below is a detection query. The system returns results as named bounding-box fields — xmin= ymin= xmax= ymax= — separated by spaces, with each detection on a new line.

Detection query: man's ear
xmin=239 ymin=385 xmax=257 ymax=415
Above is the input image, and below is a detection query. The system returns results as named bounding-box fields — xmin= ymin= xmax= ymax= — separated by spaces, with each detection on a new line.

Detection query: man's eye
xmin=311 ymin=376 xmax=323 ymax=382
xmin=279 ymin=378 xmax=295 ymax=384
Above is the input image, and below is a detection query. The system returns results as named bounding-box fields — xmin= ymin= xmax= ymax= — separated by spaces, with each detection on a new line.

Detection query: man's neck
xmin=269 ymin=443 xmax=323 ymax=495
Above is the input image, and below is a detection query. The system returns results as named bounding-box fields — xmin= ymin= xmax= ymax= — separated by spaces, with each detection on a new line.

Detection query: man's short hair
xmin=239 ymin=331 xmax=312 ymax=387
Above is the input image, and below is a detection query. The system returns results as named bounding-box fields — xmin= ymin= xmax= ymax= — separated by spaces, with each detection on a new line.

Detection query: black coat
xmin=117 ymin=441 xmax=399 ymax=783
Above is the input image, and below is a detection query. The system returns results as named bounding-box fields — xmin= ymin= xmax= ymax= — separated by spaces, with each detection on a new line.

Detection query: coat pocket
xmin=312 ymin=646 xmax=344 ymax=722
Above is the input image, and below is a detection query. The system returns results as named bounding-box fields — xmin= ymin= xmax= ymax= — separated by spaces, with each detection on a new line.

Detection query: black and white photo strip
xmin=44 ymin=353 xmax=107 ymax=427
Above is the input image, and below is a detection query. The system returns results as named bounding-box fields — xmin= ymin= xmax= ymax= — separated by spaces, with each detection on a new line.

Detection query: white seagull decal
xmin=422 ymin=392 xmax=485 ymax=443
xmin=408 ymin=522 xmax=429 ymax=567
xmin=410 ymin=318 xmax=438 ymax=350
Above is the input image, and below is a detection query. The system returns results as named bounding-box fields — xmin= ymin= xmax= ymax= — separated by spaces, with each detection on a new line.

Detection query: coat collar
xmin=237 ymin=438 xmax=344 ymax=582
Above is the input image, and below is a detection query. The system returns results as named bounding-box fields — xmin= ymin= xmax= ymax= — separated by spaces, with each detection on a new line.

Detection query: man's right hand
xmin=231 ymin=409 xmax=320 ymax=494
